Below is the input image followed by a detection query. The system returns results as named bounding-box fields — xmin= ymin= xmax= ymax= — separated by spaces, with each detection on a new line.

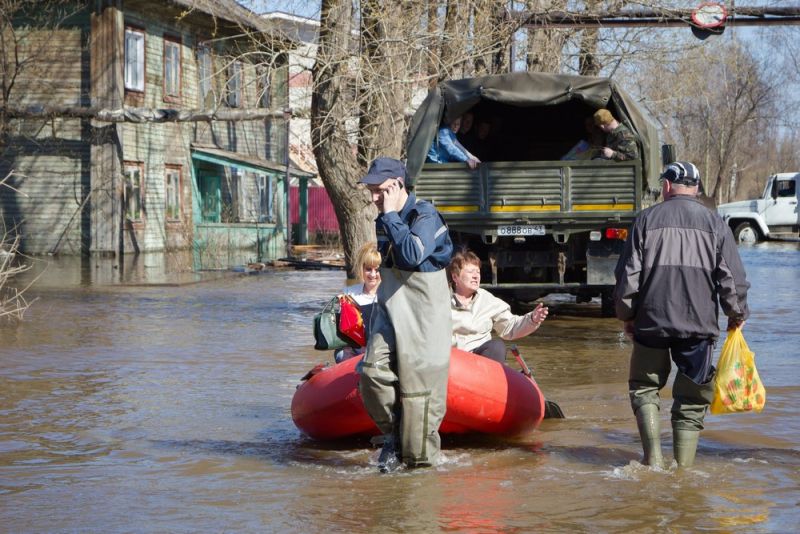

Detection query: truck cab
xmin=717 ymin=173 xmax=800 ymax=243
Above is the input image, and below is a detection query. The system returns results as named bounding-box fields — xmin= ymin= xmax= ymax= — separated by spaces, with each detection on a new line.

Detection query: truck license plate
xmin=498 ymin=225 xmax=545 ymax=236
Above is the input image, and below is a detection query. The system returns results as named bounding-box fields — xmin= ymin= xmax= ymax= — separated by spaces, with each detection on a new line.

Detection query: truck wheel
xmin=733 ymin=222 xmax=759 ymax=244
xmin=600 ymin=292 xmax=615 ymax=318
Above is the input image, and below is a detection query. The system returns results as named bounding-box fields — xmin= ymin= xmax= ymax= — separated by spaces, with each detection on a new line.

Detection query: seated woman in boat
xmin=448 ymin=250 xmax=548 ymax=363
xmin=334 ymin=242 xmax=381 ymax=363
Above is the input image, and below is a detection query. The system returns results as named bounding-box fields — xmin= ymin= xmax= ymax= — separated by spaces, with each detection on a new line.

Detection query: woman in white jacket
xmin=448 ymin=250 xmax=548 ymax=363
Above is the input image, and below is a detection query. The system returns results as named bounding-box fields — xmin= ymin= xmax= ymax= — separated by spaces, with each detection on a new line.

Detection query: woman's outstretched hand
xmin=527 ymin=303 xmax=549 ymax=329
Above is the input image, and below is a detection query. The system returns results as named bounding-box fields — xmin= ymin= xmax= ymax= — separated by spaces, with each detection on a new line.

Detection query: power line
xmin=510 ymin=6 xmax=800 ymax=28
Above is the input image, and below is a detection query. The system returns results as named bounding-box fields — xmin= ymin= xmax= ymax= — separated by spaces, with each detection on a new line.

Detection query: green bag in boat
xmin=313 ymin=295 xmax=353 ymax=351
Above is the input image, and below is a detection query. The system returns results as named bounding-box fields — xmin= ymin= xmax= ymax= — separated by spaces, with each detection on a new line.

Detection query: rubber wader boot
xmin=673 ymin=428 xmax=700 ymax=468
xmin=377 ymin=434 xmax=401 ymax=474
xmin=634 ymin=404 xmax=664 ymax=468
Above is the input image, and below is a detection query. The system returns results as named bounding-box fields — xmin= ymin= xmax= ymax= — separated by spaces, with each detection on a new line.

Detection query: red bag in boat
xmin=338 ymin=294 xmax=366 ymax=347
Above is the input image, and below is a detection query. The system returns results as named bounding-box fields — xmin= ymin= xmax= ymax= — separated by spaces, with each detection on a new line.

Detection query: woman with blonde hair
xmin=335 ymin=242 xmax=381 ymax=363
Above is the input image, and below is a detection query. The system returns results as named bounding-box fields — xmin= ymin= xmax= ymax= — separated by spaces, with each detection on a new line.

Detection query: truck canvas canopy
xmin=406 ymin=71 xmax=661 ymax=194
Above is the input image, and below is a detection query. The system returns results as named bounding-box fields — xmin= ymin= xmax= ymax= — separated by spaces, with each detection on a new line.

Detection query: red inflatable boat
xmin=291 ymin=347 xmax=545 ymax=440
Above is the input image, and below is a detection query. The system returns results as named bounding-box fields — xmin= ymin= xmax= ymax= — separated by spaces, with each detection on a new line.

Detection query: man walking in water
xmin=614 ymin=161 xmax=750 ymax=468
xmin=358 ymin=157 xmax=453 ymax=473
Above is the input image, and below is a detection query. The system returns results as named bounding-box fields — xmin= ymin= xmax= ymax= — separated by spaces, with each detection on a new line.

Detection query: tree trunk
xmin=425 ymin=0 xmax=440 ymax=86
xmin=578 ymin=0 xmax=601 ymax=75
xmin=312 ymin=0 xmax=376 ymax=278
xmin=440 ymin=0 xmax=465 ymax=80
xmin=472 ymin=0 xmax=498 ymax=76
xmin=526 ymin=0 xmax=569 ymax=73
xmin=358 ymin=0 xmax=411 ymax=164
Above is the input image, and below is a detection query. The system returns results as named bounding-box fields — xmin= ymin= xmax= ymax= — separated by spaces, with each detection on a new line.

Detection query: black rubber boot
xmin=377 ymin=434 xmax=401 ymax=474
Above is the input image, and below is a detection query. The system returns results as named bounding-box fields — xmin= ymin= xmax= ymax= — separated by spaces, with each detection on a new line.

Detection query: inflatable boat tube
xmin=291 ymin=347 xmax=545 ymax=440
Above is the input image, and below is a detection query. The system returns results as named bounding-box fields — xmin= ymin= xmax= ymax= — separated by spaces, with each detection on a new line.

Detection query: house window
xmin=257 ymin=174 xmax=273 ymax=222
xmin=226 ymin=61 xmax=243 ymax=107
xmin=124 ymin=162 xmax=144 ymax=221
xmin=124 ymin=28 xmax=145 ymax=92
xmin=163 ymin=36 xmax=181 ymax=101
xmin=197 ymin=45 xmax=212 ymax=106
xmin=165 ymin=165 xmax=182 ymax=220
xmin=257 ymin=66 xmax=270 ymax=108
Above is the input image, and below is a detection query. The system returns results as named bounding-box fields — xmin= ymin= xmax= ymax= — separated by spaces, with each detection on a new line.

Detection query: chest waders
xmin=359 ymin=267 xmax=451 ymax=466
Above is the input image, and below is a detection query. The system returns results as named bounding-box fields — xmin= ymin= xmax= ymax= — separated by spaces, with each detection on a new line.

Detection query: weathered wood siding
xmin=0 ymin=22 xmax=91 ymax=255
xmin=118 ymin=6 xmax=289 ymax=255
xmin=1 ymin=2 xmax=290 ymax=259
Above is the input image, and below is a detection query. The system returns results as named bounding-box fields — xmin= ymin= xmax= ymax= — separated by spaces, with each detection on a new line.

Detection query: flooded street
xmin=1 ymin=242 xmax=798 ymax=532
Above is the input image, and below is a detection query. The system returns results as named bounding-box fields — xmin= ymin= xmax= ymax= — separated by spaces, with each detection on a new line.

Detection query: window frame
xmin=226 ymin=60 xmax=243 ymax=108
xmin=197 ymin=43 xmax=213 ymax=107
xmin=123 ymin=161 xmax=145 ymax=223
xmin=165 ymin=164 xmax=183 ymax=222
xmin=124 ymin=26 xmax=146 ymax=93
xmin=256 ymin=65 xmax=271 ymax=109
xmin=257 ymin=174 xmax=273 ymax=223
xmin=775 ymin=179 xmax=796 ymax=198
xmin=163 ymin=34 xmax=182 ymax=103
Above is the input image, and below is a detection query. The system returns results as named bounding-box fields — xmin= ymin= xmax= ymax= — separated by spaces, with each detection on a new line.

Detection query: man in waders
xmin=358 ymin=157 xmax=453 ymax=473
xmin=614 ymin=161 xmax=750 ymax=468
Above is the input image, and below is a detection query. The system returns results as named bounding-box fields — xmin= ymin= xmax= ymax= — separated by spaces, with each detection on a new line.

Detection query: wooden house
xmin=0 ymin=0 xmax=312 ymax=268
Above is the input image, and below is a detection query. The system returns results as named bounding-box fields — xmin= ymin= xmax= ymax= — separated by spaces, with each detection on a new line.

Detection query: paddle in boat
xmin=292 ymin=347 xmax=547 ymax=440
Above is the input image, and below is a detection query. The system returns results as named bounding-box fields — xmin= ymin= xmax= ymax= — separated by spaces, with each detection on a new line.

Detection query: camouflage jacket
xmin=606 ymin=123 xmax=639 ymax=161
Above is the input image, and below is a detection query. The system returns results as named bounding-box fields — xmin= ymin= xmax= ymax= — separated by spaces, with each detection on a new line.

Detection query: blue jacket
xmin=426 ymin=127 xmax=470 ymax=164
xmin=376 ymin=193 xmax=453 ymax=272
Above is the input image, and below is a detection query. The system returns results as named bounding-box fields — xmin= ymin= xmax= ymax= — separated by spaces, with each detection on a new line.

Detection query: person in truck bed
xmin=593 ymin=108 xmax=639 ymax=161
xmin=426 ymin=115 xmax=480 ymax=169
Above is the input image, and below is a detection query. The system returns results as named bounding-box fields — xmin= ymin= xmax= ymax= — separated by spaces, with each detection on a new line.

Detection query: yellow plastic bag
xmin=710 ymin=328 xmax=766 ymax=414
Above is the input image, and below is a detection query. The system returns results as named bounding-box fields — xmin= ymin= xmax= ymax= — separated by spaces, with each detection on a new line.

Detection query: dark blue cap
xmin=661 ymin=161 xmax=701 ymax=186
xmin=359 ymin=157 xmax=407 ymax=185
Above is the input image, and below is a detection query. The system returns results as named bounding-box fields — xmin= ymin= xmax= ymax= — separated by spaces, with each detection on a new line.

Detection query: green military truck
xmin=405 ymin=72 xmax=664 ymax=315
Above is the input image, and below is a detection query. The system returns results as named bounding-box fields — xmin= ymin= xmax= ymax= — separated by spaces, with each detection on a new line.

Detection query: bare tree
xmin=310 ymin=0 xmax=375 ymax=276
xmin=634 ymin=40 xmax=776 ymax=203
xmin=307 ymin=0 xmax=527 ymax=276
xmin=0 ymin=172 xmax=36 ymax=321
xmin=526 ymin=0 xmax=569 ymax=73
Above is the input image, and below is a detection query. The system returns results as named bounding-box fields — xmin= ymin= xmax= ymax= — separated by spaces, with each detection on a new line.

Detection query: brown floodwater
xmin=1 ymin=242 xmax=798 ymax=532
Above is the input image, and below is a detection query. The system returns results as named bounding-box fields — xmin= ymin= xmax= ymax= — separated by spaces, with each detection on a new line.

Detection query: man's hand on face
xmin=380 ymin=179 xmax=405 ymax=213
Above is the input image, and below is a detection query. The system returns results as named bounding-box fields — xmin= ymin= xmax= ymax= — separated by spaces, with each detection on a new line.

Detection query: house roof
xmin=191 ymin=145 xmax=314 ymax=179
xmin=170 ymin=0 xmax=271 ymax=32
xmin=260 ymin=11 xmax=320 ymax=44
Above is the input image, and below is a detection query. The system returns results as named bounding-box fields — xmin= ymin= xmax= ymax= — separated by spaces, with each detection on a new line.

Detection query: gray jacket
xmin=613 ymin=194 xmax=750 ymax=340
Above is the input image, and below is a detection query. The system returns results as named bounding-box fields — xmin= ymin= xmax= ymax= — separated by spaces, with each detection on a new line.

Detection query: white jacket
xmin=451 ymin=288 xmax=538 ymax=352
